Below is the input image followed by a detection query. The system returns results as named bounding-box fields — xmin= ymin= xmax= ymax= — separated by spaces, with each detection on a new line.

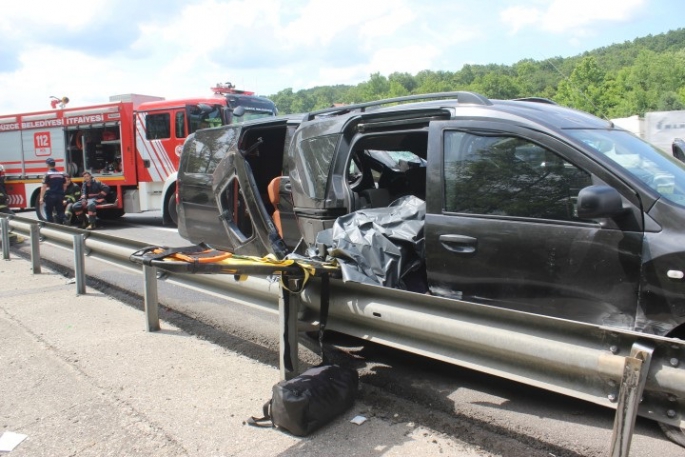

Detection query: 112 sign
xmin=34 ymin=131 xmax=52 ymax=156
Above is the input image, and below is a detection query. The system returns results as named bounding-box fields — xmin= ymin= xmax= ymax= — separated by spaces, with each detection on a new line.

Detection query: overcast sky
xmin=0 ymin=0 xmax=682 ymax=115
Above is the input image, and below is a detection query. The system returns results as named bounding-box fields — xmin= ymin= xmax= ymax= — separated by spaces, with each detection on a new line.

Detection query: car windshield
xmin=567 ymin=128 xmax=685 ymax=206
xmin=188 ymin=104 xmax=223 ymax=133
xmin=236 ymin=111 xmax=276 ymax=123
xmin=230 ymin=99 xmax=277 ymax=124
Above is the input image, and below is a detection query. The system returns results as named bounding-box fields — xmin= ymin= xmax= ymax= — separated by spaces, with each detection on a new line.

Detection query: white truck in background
xmin=613 ymin=110 xmax=685 ymax=160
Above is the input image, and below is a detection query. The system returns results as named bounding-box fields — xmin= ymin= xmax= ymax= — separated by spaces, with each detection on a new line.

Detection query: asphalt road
xmin=7 ymin=210 xmax=685 ymax=456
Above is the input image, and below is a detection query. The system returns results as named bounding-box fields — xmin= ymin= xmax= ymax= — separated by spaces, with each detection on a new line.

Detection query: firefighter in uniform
xmin=39 ymin=158 xmax=66 ymax=223
xmin=0 ymin=164 xmax=14 ymax=214
xmin=72 ymin=171 xmax=110 ymax=230
xmin=62 ymin=174 xmax=82 ymax=225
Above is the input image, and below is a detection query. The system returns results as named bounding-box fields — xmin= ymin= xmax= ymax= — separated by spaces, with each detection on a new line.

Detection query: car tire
xmin=35 ymin=201 xmax=48 ymax=221
xmin=165 ymin=190 xmax=178 ymax=226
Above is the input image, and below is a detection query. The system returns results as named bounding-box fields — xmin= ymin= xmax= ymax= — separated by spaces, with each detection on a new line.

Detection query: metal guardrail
xmin=3 ymin=214 xmax=281 ymax=301
xmin=2 ymin=213 xmax=684 ymax=455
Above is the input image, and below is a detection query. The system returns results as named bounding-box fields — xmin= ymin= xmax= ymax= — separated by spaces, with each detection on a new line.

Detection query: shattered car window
xmin=366 ymin=150 xmax=426 ymax=171
xmin=185 ymin=127 xmax=239 ymax=174
xmin=296 ymin=134 xmax=341 ymax=200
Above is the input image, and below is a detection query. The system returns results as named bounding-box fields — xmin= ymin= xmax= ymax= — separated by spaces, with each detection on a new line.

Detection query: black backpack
xmin=248 ymin=275 xmax=359 ymax=436
xmin=250 ymin=363 xmax=358 ymax=436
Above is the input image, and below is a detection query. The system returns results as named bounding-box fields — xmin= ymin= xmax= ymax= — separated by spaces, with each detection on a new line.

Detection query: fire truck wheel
xmin=35 ymin=201 xmax=48 ymax=221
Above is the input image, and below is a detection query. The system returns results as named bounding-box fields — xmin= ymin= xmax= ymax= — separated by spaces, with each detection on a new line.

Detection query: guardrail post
xmin=29 ymin=223 xmax=41 ymax=274
xmin=1 ymin=217 xmax=9 ymax=260
xmin=279 ymin=275 xmax=299 ymax=381
xmin=73 ymin=234 xmax=86 ymax=295
xmin=609 ymin=341 xmax=654 ymax=457
xmin=143 ymin=265 xmax=160 ymax=332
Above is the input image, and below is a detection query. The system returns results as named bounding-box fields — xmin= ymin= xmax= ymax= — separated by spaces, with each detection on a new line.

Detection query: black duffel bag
xmin=249 ymin=364 xmax=358 ymax=436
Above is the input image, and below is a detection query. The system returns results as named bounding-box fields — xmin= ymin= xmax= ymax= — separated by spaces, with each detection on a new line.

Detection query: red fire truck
xmin=0 ymin=83 xmax=277 ymax=225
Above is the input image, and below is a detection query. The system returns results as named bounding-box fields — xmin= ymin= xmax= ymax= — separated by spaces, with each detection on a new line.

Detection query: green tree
xmin=355 ymin=73 xmax=390 ymax=101
xmin=268 ymin=28 xmax=685 ymax=116
xmin=471 ymin=73 xmax=522 ymax=99
xmin=271 ymin=88 xmax=295 ymax=114
xmin=387 ymin=80 xmax=411 ymax=98
xmin=554 ymin=56 xmax=607 ymax=116
xmin=388 ymin=72 xmax=417 ymax=93
xmin=609 ymin=49 xmax=685 ymax=115
xmin=415 ymin=70 xmax=452 ymax=93
xmin=513 ymin=59 xmax=558 ymax=98
xmin=601 ymin=70 xmax=634 ymax=118
xmin=290 ymin=92 xmax=316 ymax=113
xmin=454 ymin=64 xmax=475 ymax=86
xmin=657 ymin=92 xmax=685 ymax=111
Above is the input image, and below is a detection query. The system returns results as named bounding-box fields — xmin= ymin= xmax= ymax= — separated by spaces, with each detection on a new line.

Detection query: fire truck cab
xmin=0 ymin=84 xmax=277 ymax=225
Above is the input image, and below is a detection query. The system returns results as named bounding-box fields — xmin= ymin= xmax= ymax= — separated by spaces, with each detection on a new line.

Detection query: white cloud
xmin=500 ymin=6 xmax=542 ymax=34
xmin=314 ymin=65 xmax=369 ymax=89
xmin=0 ymin=0 xmax=107 ymax=33
xmin=543 ymin=0 xmax=646 ymax=32
xmin=357 ymin=3 xmax=415 ymax=42
xmin=4 ymin=45 xmax=126 ymax=112
xmin=501 ymin=0 xmax=646 ymax=34
xmin=132 ymin=0 xmax=258 ymax=56
xmin=281 ymin=0 xmax=411 ymax=47
xmin=0 ymin=0 xmax=679 ymax=114
xmin=369 ymin=45 xmax=441 ymax=77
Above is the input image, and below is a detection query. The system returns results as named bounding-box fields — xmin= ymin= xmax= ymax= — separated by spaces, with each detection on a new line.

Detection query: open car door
xmin=211 ymin=117 xmax=300 ymax=259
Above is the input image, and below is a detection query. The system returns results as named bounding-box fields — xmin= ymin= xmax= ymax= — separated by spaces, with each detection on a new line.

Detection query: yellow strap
xmin=279 ymin=265 xmax=311 ymax=294
xmin=149 ymin=248 xmax=338 ymax=294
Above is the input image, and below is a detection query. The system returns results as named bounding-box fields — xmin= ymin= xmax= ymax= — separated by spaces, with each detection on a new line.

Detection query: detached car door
xmin=210 ymin=118 xmax=298 ymax=258
xmin=424 ymin=120 xmax=645 ymax=329
xmin=178 ymin=117 xmax=297 ymax=256
xmin=177 ymin=128 xmax=239 ymax=249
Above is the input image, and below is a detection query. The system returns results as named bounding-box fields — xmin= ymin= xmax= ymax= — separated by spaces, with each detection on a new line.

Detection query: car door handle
xmin=439 ymin=234 xmax=477 ymax=254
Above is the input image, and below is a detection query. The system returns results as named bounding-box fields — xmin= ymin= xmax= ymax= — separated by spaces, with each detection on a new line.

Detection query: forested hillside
xmin=268 ymin=28 xmax=685 ymax=118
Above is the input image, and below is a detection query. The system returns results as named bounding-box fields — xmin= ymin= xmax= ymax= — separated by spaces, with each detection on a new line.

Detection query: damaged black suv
xmin=177 ymin=91 xmax=685 ymax=338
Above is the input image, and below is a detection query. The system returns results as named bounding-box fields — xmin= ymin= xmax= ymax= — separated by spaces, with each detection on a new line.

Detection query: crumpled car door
xmin=211 ymin=124 xmax=290 ymax=259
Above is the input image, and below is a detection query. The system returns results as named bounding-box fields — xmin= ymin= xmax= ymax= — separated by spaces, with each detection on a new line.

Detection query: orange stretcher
xmin=129 ymin=245 xmax=340 ymax=281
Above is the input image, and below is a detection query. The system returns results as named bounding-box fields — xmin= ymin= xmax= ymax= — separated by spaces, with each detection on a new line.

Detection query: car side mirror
xmin=673 ymin=138 xmax=685 ymax=163
xmin=577 ymin=185 xmax=623 ymax=219
xmin=232 ymin=106 xmax=245 ymax=117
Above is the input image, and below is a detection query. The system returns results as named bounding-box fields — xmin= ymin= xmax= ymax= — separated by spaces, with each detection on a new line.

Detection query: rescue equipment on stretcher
xmin=130 ymin=244 xmax=340 ymax=291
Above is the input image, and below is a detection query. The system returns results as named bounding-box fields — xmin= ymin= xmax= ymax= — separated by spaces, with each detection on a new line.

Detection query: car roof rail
xmin=305 ymin=91 xmax=492 ymax=121
xmin=511 ymin=97 xmax=557 ymax=105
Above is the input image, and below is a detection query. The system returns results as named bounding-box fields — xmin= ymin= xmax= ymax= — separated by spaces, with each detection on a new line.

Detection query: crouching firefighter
xmin=72 ymin=171 xmax=110 ymax=230
xmin=62 ymin=174 xmax=81 ymax=224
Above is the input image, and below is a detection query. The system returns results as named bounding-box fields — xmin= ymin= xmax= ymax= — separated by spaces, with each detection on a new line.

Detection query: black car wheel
xmin=165 ymin=190 xmax=178 ymax=226
xmin=35 ymin=201 xmax=48 ymax=221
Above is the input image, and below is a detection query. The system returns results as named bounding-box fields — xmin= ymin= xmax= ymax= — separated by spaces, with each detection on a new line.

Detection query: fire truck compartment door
xmin=0 ymin=130 xmax=23 ymax=177
xmin=21 ymin=128 xmax=66 ymax=176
